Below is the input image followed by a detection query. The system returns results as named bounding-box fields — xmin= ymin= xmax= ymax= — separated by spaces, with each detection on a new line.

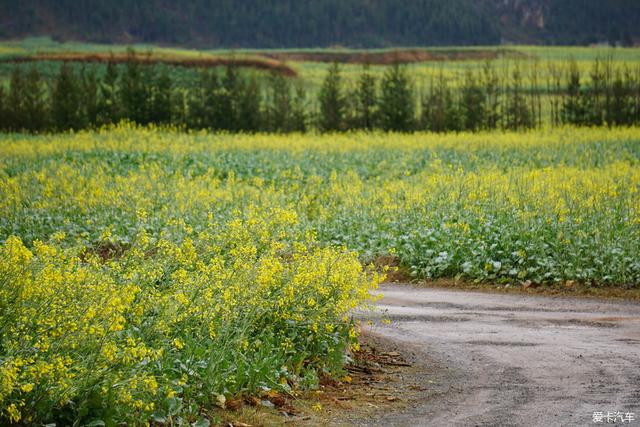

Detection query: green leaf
xmin=191 ymin=417 xmax=211 ymax=427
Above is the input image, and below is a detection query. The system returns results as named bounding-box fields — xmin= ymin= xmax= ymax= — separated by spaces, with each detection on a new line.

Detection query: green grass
xmin=2 ymin=37 xmax=640 ymax=90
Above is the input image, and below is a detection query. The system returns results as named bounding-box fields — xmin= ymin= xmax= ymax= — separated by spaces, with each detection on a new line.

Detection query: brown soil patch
xmin=591 ymin=316 xmax=640 ymax=322
xmin=373 ymin=255 xmax=412 ymax=283
xmin=210 ymin=336 xmax=427 ymax=426
xmin=80 ymin=240 xmax=130 ymax=263
xmin=412 ymin=278 xmax=640 ymax=301
xmin=2 ymin=52 xmax=298 ymax=77
xmin=262 ymin=48 xmax=527 ymax=65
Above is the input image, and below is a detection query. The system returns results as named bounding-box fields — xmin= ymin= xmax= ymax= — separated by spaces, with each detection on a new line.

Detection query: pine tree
xmin=460 ymin=70 xmax=485 ymax=131
xmin=528 ymin=59 xmax=543 ymax=128
xmin=318 ymin=62 xmax=346 ymax=132
xmin=481 ymin=61 xmax=500 ymax=129
xmin=7 ymin=67 xmax=26 ymax=131
xmin=120 ymin=49 xmax=151 ymax=124
xmin=421 ymin=72 xmax=458 ymax=132
xmin=187 ymin=70 xmax=212 ymax=129
xmin=290 ymin=81 xmax=308 ymax=132
xmin=150 ymin=66 xmax=173 ymax=124
xmin=588 ymin=59 xmax=605 ymax=126
xmin=217 ymin=65 xmax=241 ymax=131
xmin=266 ymin=73 xmax=292 ymax=133
xmin=202 ymin=70 xmax=222 ymax=129
xmin=22 ymin=65 xmax=48 ymax=132
xmin=51 ymin=62 xmax=85 ymax=131
xmin=354 ymin=65 xmax=377 ymax=130
xmin=547 ymin=62 xmax=563 ymax=127
xmin=140 ymin=64 xmax=157 ymax=125
xmin=609 ymin=69 xmax=634 ymax=126
xmin=0 ymin=85 xmax=7 ymax=131
xmin=237 ymin=75 xmax=262 ymax=132
xmin=505 ymin=65 xmax=534 ymax=130
xmin=188 ymin=69 xmax=230 ymax=130
xmin=378 ymin=61 xmax=415 ymax=132
xmin=97 ymin=59 xmax=121 ymax=125
xmin=561 ymin=61 xmax=582 ymax=124
xmin=80 ymin=67 xmax=99 ymax=128
xmin=561 ymin=60 xmax=588 ymax=125
xmin=172 ymin=88 xmax=188 ymax=128
xmin=633 ymin=66 xmax=640 ymax=125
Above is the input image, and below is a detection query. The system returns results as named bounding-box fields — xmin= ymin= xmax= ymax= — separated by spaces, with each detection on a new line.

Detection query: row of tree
xmin=0 ymin=60 xmax=309 ymax=133
xmin=317 ymin=59 xmax=640 ymax=132
xmin=1 ymin=58 xmax=639 ymax=133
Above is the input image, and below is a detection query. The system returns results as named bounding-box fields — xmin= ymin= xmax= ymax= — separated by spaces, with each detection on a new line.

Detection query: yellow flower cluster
xmin=0 ymin=209 xmax=380 ymax=425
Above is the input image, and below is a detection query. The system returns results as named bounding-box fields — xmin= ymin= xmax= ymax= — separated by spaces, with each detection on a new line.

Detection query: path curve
xmin=360 ymin=284 xmax=640 ymax=427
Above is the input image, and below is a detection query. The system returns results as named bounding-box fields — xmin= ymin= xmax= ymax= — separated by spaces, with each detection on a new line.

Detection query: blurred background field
xmin=1 ymin=37 xmax=640 ymax=92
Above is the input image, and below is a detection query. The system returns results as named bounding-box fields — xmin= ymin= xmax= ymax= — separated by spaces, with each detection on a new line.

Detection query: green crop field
xmin=1 ymin=125 xmax=639 ymax=423
xmin=2 ymin=37 xmax=640 ymax=92
xmin=1 ymin=38 xmax=640 ymax=425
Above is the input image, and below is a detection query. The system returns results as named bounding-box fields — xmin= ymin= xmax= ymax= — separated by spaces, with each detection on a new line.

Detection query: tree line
xmin=1 ymin=0 xmax=499 ymax=48
xmin=1 ymin=56 xmax=639 ymax=134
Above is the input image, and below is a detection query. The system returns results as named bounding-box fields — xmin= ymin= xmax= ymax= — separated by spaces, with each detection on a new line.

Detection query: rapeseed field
xmin=0 ymin=124 xmax=639 ymax=424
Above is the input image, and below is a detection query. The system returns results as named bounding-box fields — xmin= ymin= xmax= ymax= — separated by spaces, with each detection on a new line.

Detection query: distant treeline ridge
xmin=2 ymin=0 xmax=640 ymax=47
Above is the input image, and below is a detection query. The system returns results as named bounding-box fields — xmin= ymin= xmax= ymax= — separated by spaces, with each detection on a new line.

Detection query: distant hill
xmin=0 ymin=0 xmax=638 ymax=48
xmin=476 ymin=0 xmax=639 ymax=46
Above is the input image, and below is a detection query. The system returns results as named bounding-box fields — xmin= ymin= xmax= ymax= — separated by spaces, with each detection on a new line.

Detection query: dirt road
xmin=359 ymin=284 xmax=640 ymax=427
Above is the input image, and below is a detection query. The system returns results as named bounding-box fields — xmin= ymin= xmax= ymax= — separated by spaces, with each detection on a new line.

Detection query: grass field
xmin=1 ymin=39 xmax=640 ymax=424
xmin=2 ymin=37 xmax=640 ymax=92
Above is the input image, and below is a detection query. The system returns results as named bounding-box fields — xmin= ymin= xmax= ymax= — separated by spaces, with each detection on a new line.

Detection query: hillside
xmin=0 ymin=0 xmax=639 ymax=48
xmin=477 ymin=0 xmax=640 ymax=45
